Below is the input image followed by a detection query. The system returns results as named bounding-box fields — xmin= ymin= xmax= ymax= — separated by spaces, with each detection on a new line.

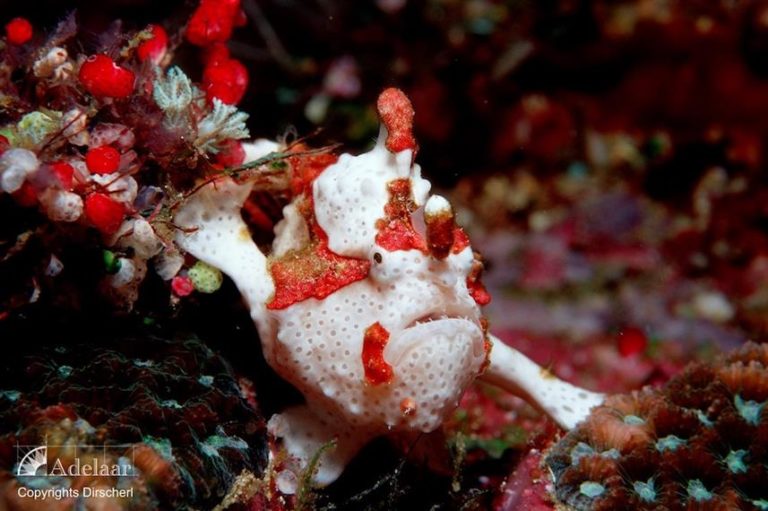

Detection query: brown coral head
xmin=546 ymin=342 xmax=768 ymax=510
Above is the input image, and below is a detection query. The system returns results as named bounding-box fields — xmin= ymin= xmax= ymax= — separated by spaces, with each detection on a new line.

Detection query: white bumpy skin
xmin=174 ymin=92 xmax=603 ymax=486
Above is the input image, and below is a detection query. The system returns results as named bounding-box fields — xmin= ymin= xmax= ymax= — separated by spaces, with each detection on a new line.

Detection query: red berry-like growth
xmin=137 ymin=24 xmax=168 ymax=64
xmin=85 ymin=146 xmax=121 ymax=175
xmin=202 ymin=42 xmax=230 ymax=66
xmin=50 ymin=161 xmax=75 ymax=190
xmin=84 ymin=193 xmax=126 ymax=235
xmin=617 ymin=327 xmax=647 ymax=357
xmin=186 ymin=0 xmax=241 ymax=47
xmin=215 ymin=140 xmax=245 ymax=167
xmin=78 ymin=54 xmax=135 ymax=99
xmin=172 ymin=275 xmax=195 ymax=297
xmin=5 ymin=17 xmax=33 ymax=45
xmin=203 ymin=58 xmax=248 ymax=105
xmin=12 ymin=182 xmax=37 ymax=207
xmin=0 ymin=135 xmax=9 ymax=156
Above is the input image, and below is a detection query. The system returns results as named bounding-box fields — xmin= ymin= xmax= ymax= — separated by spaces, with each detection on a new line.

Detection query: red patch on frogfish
xmin=268 ymin=194 xmax=370 ymax=310
xmin=288 ymin=146 xmax=338 ymax=196
xmin=375 ymin=178 xmax=427 ymax=252
xmin=377 ymin=88 xmax=417 ymax=153
xmin=451 ymin=227 xmax=471 ymax=254
xmin=467 ymin=258 xmax=491 ymax=306
xmin=268 ymin=239 xmax=370 ymax=310
xmin=425 ymin=209 xmax=455 ymax=260
xmin=362 ymin=322 xmax=394 ymax=385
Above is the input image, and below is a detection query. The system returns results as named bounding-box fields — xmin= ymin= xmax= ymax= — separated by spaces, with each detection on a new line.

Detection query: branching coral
xmin=546 ymin=342 xmax=768 ymax=510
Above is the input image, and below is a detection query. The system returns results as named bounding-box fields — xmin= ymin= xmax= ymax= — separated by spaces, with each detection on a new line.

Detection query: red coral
xmin=186 ymin=0 xmax=241 ymax=47
xmin=171 ymin=275 xmax=195 ymax=297
xmin=137 ymin=24 xmax=168 ymax=64
xmin=84 ymin=193 xmax=126 ymax=235
xmin=616 ymin=327 xmax=648 ymax=358
xmin=49 ymin=161 xmax=75 ymax=190
xmin=203 ymin=57 xmax=248 ymax=105
xmin=5 ymin=17 xmax=32 ymax=45
xmin=85 ymin=145 xmax=121 ymax=174
xmin=79 ymin=55 xmax=135 ymax=99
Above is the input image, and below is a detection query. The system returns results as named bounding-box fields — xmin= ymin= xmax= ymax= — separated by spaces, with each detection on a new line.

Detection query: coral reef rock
xmin=547 ymin=342 xmax=768 ymax=511
xmin=0 ymin=335 xmax=267 ymax=510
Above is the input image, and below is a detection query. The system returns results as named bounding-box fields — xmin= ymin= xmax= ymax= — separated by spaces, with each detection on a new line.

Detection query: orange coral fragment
xmin=377 ymin=88 xmax=416 ymax=153
xmin=362 ymin=322 xmax=394 ymax=385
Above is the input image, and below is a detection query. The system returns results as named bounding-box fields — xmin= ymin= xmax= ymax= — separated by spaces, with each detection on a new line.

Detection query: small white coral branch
xmin=196 ymin=99 xmax=250 ymax=153
xmin=153 ymin=66 xmax=194 ymax=114
xmin=480 ymin=334 xmax=604 ymax=430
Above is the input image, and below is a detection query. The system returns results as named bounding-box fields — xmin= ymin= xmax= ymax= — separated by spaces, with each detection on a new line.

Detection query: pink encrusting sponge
xmin=546 ymin=342 xmax=768 ymax=511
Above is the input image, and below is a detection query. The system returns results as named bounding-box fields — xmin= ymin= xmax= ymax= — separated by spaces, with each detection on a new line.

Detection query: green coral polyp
xmin=734 ymin=394 xmax=765 ymax=425
xmin=579 ymin=481 xmax=605 ymax=498
xmin=17 ymin=110 xmax=61 ymax=146
xmin=189 ymin=261 xmax=224 ymax=293
xmin=695 ymin=409 xmax=714 ymax=427
xmin=633 ymin=479 xmax=656 ymax=503
xmin=622 ymin=414 xmax=645 ymax=425
xmin=687 ymin=479 xmax=713 ymax=502
xmin=655 ymin=434 xmax=685 ymax=452
xmin=569 ymin=442 xmax=620 ymax=467
xmin=725 ymin=449 xmax=748 ymax=474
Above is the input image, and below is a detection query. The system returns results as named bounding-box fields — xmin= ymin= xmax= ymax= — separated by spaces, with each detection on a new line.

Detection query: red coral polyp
xmin=203 ymin=58 xmax=249 ymax=105
xmin=85 ymin=145 xmax=121 ymax=175
xmin=5 ymin=17 xmax=32 ymax=45
xmin=186 ymin=0 xmax=241 ymax=47
xmin=78 ymin=54 xmax=135 ymax=99
xmin=84 ymin=193 xmax=126 ymax=235
xmin=362 ymin=322 xmax=394 ymax=385
xmin=137 ymin=24 xmax=168 ymax=64
xmin=49 ymin=161 xmax=75 ymax=190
